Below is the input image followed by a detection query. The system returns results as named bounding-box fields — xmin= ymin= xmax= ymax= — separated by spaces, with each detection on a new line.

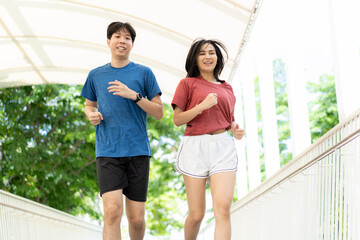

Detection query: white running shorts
xmin=175 ymin=131 xmax=238 ymax=178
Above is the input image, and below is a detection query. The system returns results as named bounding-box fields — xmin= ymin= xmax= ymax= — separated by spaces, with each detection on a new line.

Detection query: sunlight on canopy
xmin=0 ymin=0 xmax=260 ymax=103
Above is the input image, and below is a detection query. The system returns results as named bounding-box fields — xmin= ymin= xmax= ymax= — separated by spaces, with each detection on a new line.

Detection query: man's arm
xmin=84 ymin=99 xmax=103 ymax=126
xmin=108 ymin=80 xmax=163 ymax=120
xmin=136 ymin=94 xmax=163 ymax=120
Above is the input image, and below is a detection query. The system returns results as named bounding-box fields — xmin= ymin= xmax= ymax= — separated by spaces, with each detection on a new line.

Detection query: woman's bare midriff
xmin=208 ymin=129 xmax=226 ymax=135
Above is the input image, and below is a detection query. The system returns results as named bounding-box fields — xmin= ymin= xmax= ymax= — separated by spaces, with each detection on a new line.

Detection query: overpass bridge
xmin=1 ymin=0 xmax=360 ymax=239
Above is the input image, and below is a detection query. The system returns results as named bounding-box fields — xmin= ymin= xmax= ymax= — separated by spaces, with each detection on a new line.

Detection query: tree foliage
xmin=307 ymin=74 xmax=339 ymax=142
xmin=272 ymin=59 xmax=292 ymax=165
xmin=146 ymin=104 xmax=186 ymax=235
xmin=254 ymin=59 xmax=338 ymax=176
xmin=0 ymin=84 xmax=101 ymax=219
xmin=254 ymin=59 xmax=293 ymax=181
xmin=0 ymin=84 xmax=185 ymax=235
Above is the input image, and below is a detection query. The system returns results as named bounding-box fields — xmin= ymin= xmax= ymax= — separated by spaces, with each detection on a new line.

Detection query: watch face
xmin=134 ymin=92 xmax=142 ymax=103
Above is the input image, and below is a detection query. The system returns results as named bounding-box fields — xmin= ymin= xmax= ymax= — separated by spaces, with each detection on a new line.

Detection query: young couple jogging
xmin=81 ymin=21 xmax=244 ymax=240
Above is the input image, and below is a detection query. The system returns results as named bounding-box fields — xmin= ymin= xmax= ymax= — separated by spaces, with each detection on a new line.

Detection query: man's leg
xmin=125 ymin=197 xmax=146 ymax=240
xmin=102 ymin=189 xmax=124 ymax=240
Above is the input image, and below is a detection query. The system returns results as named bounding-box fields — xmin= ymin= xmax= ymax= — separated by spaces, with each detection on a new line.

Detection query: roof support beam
xmin=0 ymin=16 xmax=48 ymax=83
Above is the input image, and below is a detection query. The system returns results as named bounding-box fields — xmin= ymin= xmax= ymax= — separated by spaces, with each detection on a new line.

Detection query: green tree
xmin=307 ymin=74 xmax=339 ymax=142
xmin=253 ymin=76 xmax=266 ymax=181
xmin=254 ymin=60 xmax=338 ymax=172
xmin=0 ymin=84 xmax=101 ymax=220
xmin=253 ymin=59 xmax=292 ymax=181
xmin=0 ymin=84 xmax=185 ymax=235
xmin=273 ymin=59 xmax=292 ymax=166
xmin=146 ymin=105 xmax=186 ymax=235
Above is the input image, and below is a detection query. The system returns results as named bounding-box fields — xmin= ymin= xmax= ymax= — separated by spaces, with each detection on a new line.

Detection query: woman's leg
xmin=183 ymin=174 xmax=207 ymax=240
xmin=209 ymin=171 xmax=236 ymax=240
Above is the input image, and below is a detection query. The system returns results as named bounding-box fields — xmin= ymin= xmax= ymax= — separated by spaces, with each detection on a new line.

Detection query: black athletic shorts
xmin=96 ymin=156 xmax=150 ymax=202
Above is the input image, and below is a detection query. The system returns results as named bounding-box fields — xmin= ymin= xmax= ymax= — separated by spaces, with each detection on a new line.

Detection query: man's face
xmin=107 ymin=28 xmax=133 ymax=60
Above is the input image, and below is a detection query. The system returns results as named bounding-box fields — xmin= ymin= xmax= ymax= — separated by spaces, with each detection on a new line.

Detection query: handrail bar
xmin=0 ymin=189 xmax=101 ymax=232
xmin=231 ymin=107 xmax=360 ymax=213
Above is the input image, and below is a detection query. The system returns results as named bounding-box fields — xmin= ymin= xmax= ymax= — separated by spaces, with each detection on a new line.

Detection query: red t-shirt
xmin=171 ymin=76 xmax=236 ymax=136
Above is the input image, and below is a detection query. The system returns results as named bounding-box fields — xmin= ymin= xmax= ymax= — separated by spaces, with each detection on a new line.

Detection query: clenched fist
xmin=199 ymin=93 xmax=218 ymax=112
xmin=231 ymin=123 xmax=245 ymax=140
xmin=88 ymin=111 xmax=103 ymax=126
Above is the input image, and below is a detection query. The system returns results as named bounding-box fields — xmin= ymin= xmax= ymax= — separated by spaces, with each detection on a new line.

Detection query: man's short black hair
xmin=107 ymin=22 xmax=136 ymax=42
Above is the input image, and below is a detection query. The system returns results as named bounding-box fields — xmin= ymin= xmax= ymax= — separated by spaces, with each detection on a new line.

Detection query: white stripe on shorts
xmin=175 ymin=131 xmax=238 ymax=178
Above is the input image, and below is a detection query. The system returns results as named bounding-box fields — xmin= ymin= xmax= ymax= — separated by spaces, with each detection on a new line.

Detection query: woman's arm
xmin=173 ymin=93 xmax=218 ymax=126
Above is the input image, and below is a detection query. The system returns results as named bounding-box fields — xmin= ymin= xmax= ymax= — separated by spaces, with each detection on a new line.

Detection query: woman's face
xmin=196 ymin=43 xmax=217 ymax=75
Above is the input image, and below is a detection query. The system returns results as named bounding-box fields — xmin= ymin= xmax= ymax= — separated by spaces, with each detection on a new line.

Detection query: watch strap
xmin=133 ymin=92 xmax=142 ymax=103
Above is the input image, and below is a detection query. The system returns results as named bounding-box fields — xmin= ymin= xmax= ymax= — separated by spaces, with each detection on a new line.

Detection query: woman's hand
xmin=231 ymin=122 xmax=245 ymax=140
xmin=198 ymin=93 xmax=217 ymax=113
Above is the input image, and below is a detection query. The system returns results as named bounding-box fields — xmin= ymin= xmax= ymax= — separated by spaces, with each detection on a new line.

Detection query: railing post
xmin=241 ymin=47 xmax=262 ymax=189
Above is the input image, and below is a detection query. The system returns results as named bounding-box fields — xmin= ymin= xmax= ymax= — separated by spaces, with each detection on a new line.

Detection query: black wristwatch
xmin=133 ymin=92 xmax=143 ymax=103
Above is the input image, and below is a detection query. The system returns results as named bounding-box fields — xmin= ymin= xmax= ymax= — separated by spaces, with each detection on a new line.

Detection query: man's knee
xmin=128 ymin=215 xmax=145 ymax=229
xmin=104 ymin=202 xmax=123 ymax=225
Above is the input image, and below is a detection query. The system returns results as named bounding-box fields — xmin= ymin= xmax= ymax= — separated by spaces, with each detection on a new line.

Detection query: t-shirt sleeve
xmin=171 ymin=79 xmax=188 ymax=111
xmin=81 ymin=71 xmax=97 ymax=101
xmin=144 ymin=68 xmax=162 ymax=100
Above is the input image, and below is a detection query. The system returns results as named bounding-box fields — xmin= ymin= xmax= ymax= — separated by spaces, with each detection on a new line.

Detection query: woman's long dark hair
xmin=185 ymin=38 xmax=228 ymax=81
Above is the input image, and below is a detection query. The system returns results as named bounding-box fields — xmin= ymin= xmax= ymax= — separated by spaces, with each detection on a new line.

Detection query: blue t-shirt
xmin=81 ymin=62 xmax=162 ymax=158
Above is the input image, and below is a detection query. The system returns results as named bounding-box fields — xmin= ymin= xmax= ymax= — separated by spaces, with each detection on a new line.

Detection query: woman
xmin=171 ymin=38 xmax=245 ymax=240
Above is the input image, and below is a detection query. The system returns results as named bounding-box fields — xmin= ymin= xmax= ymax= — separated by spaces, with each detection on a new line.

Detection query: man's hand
xmin=108 ymin=80 xmax=136 ymax=100
xmin=231 ymin=123 xmax=245 ymax=140
xmin=87 ymin=111 xmax=103 ymax=126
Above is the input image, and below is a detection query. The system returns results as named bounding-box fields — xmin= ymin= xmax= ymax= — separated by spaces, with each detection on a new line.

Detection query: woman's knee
xmin=213 ymin=201 xmax=231 ymax=219
xmin=188 ymin=209 xmax=205 ymax=223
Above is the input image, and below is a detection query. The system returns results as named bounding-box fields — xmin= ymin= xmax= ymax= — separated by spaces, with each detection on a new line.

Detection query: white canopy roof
xmin=0 ymin=0 xmax=260 ymax=102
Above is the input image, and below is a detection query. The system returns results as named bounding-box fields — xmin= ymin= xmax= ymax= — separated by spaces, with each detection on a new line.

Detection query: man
xmin=81 ymin=22 xmax=163 ymax=240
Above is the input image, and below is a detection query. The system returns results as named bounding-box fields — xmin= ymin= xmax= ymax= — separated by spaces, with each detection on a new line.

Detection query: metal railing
xmin=0 ymin=190 xmax=102 ymax=240
xmin=1 ymin=108 xmax=359 ymax=239
xmin=199 ymin=108 xmax=360 ymax=239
